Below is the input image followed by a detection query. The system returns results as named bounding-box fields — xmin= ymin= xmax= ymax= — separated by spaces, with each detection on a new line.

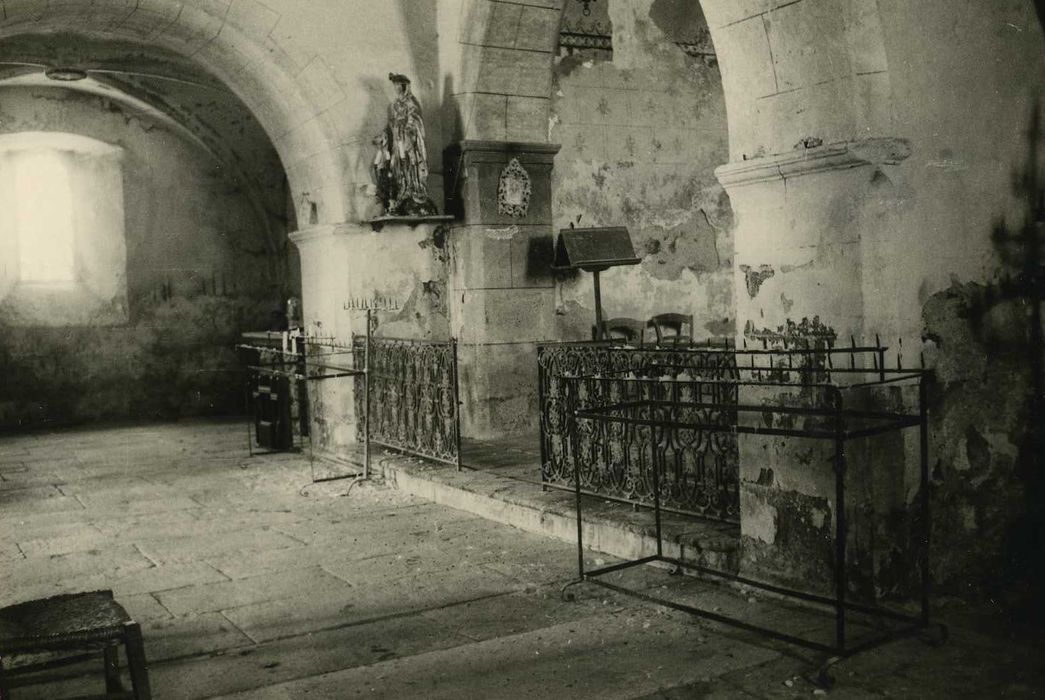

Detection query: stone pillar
xmin=715 ymin=138 xmax=912 ymax=594
xmin=290 ymin=220 xmax=452 ymax=466
xmin=444 ymin=140 xmax=561 ymax=440
xmin=289 ymin=225 xmax=355 ymax=467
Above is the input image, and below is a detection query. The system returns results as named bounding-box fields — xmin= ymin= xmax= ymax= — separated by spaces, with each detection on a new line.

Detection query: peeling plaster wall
xmin=719 ymin=0 xmax=1045 ymax=600
xmin=550 ymin=0 xmax=734 ymax=340
xmin=872 ymin=0 xmax=1045 ymax=598
xmin=0 ymin=86 xmax=287 ymax=426
xmin=293 ymin=222 xmax=451 ymax=464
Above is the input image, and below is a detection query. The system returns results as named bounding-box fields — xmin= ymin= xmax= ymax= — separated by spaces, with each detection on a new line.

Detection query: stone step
xmin=371 ymin=444 xmax=741 ymax=574
xmin=212 ymin=603 xmax=776 ymax=700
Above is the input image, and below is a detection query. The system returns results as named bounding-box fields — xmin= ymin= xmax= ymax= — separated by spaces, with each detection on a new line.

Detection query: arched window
xmin=14 ymin=149 xmax=77 ymax=283
xmin=0 ymin=132 xmax=127 ymax=326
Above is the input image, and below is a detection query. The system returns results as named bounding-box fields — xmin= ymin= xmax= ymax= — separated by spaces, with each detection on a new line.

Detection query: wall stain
xmin=739 ymin=264 xmax=775 ymax=298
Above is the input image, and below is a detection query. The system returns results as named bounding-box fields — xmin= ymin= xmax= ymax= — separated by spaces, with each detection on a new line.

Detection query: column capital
xmin=447 ymin=140 xmax=561 ymax=167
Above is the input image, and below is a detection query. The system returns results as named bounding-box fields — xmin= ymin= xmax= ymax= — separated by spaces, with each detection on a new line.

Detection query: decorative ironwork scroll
xmin=498 ymin=158 xmax=532 ymax=217
xmin=559 ymin=20 xmax=613 ymax=55
xmin=558 ymin=19 xmax=716 ymax=59
xmin=354 ymin=336 xmax=460 ymax=467
xmin=537 ymin=342 xmax=741 ymax=523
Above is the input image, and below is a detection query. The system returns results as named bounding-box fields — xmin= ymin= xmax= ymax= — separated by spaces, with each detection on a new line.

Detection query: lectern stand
xmin=553 ymin=227 xmax=640 ymax=340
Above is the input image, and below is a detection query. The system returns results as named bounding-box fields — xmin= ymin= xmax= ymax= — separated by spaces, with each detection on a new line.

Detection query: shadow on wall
xmin=921 ymin=101 xmax=1044 ymax=616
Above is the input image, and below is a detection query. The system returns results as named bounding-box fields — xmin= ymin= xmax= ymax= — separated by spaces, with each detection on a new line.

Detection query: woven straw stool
xmin=0 ymin=590 xmax=151 ymax=699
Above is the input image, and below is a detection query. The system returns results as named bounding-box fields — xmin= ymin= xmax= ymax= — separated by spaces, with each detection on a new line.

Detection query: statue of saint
xmin=372 ymin=73 xmax=437 ymax=216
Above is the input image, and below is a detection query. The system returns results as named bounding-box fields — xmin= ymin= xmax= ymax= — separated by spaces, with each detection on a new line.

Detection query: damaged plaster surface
xmin=551 ymin=0 xmax=734 ymax=339
xmin=922 ymin=280 xmax=1038 ymax=597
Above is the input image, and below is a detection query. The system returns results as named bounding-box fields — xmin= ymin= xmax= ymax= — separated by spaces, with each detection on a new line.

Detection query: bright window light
xmin=15 ymin=149 xmax=76 ymax=283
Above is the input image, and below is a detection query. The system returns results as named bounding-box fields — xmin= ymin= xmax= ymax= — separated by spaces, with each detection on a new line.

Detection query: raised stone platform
xmin=372 ymin=435 xmax=741 ymax=573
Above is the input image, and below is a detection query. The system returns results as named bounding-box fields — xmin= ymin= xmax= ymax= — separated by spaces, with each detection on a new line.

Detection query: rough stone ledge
xmin=715 ymin=137 xmax=912 ymax=188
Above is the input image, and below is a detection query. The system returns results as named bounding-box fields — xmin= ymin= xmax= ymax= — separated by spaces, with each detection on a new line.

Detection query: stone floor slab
xmin=215 ymin=609 xmax=778 ymax=700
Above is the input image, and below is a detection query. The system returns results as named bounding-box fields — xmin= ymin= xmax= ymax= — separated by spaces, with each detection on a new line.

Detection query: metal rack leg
xmin=563 ymin=406 xmax=587 ymax=603
xmin=652 ymin=417 xmax=664 ymax=558
xmin=919 ymin=378 xmax=930 ymax=628
xmin=834 ymin=437 xmax=847 ymax=653
xmin=364 ymin=309 xmax=371 ymax=481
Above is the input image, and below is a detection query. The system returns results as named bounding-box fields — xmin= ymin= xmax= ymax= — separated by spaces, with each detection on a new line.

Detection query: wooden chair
xmin=0 ymin=590 xmax=151 ymax=699
xmin=593 ymin=317 xmax=647 ymax=345
xmin=647 ymin=313 xmax=694 ymax=346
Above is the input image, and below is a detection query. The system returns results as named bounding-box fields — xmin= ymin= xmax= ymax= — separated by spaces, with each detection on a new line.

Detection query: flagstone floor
xmin=0 ymin=420 xmax=1042 ymax=699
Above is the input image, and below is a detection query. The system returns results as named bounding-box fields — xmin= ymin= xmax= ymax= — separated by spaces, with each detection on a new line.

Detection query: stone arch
xmin=446 ymin=0 xmax=892 ymax=161
xmin=0 ymin=0 xmax=347 ymax=224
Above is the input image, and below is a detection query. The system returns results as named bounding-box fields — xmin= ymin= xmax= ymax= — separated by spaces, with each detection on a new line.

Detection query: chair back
xmin=647 ymin=313 xmax=693 ymax=346
xmin=593 ymin=317 xmax=647 ymax=345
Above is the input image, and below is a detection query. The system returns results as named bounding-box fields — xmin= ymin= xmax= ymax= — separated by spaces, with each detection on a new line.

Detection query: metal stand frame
xmin=239 ymin=299 xmax=465 ymax=484
xmin=236 ymin=332 xmax=310 ymax=457
xmin=237 ymin=312 xmax=373 ymax=483
xmin=560 ymin=359 xmax=947 ymax=687
xmin=300 ymin=309 xmax=373 ymax=483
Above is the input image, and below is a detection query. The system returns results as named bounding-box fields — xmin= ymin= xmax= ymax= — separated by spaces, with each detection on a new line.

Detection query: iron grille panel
xmin=538 ymin=342 xmax=741 ymax=523
xmin=354 ymin=336 xmax=460 ymax=467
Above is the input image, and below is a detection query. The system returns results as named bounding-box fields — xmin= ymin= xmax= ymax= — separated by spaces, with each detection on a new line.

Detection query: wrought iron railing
xmin=354 ymin=336 xmax=461 ymax=468
xmin=538 ymin=338 xmax=893 ymax=524
xmin=537 ymin=341 xmax=741 ymax=523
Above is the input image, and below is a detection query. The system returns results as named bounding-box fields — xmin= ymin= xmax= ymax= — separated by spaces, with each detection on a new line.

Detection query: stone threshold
xmin=362 ymin=443 xmax=740 ymax=573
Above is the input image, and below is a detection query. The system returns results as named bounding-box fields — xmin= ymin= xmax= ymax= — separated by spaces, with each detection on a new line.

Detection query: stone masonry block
xmin=268 ymin=14 xmax=319 ymax=71
xmin=454 ymin=288 xmax=555 ymax=344
xmin=506 ymin=96 xmax=550 ymax=143
xmin=509 ymin=226 xmax=555 ymax=289
xmin=714 ymin=15 xmax=778 ymax=111
xmin=463 ymin=92 xmax=509 ymax=142
xmin=459 ymin=0 xmax=523 ymax=48
xmin=296 ymin=57 xmax=347 ymax=114
xmin=227 ymin=0 xmax=282 ymax=40
xmin=456 ymin=341 xmax=541 ymax=439
xmin=843 ymin=0 xmax=888 ymax=75
xmin=767 ymin=0 xmax=850 ymax=92
xmin=514 ymin=5 xmax=561 ymax=52
xmin=450 ymin=225 xmax=515 ymax=291
xmin=702 ymin=0 xmax=797 ymax=29
xmin=475 ymin=46 xmax=553 ymax=98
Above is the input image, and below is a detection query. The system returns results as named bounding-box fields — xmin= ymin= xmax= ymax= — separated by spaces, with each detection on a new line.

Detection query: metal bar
xmin=540 ymin=479 xmax=738 ymax=524
xmin=833 ymin=389 xmax=848 ymax=653
xmin=572 ymin=406 xmax=586 ymax=579
xmin=578 ymin=398 xmax=919 ymax=421
xmin=453 ymin=338 xmax=462 ymax=471
xmin=307 ymin=372 xmax=362 ymax=381
xmin=586 ymin=578 xmax=838 ymax=654
xmin=656 ymin=558 xmax=920 ymax=623
xmin=570 ymin=415 xmax=875 ymax=442
xmin=651 ymin=410 xmax=664 ymax=557
xmin=593 ymin=269 xmax=605 ymax=340
xmin=538 ymin=346 xmax=550 ymax=491
xmin=366 ymin=438 xmax=461 ymax=468
xmin=364 ymin=309 xmax=372 ymax=480
xmin=835 ymin=622 xmax=926 ymax=658
xmin=245 ymin=370 xmax=254 ymax=457
xmin=919 ymin=376 xmax=931 ymax=627
xmin=585 ymin=555 xmax=660 ymax=577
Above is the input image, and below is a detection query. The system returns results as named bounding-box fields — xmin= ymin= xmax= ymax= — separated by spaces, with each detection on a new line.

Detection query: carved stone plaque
xmin=497 ymin=158 xmax=531 ymax=217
